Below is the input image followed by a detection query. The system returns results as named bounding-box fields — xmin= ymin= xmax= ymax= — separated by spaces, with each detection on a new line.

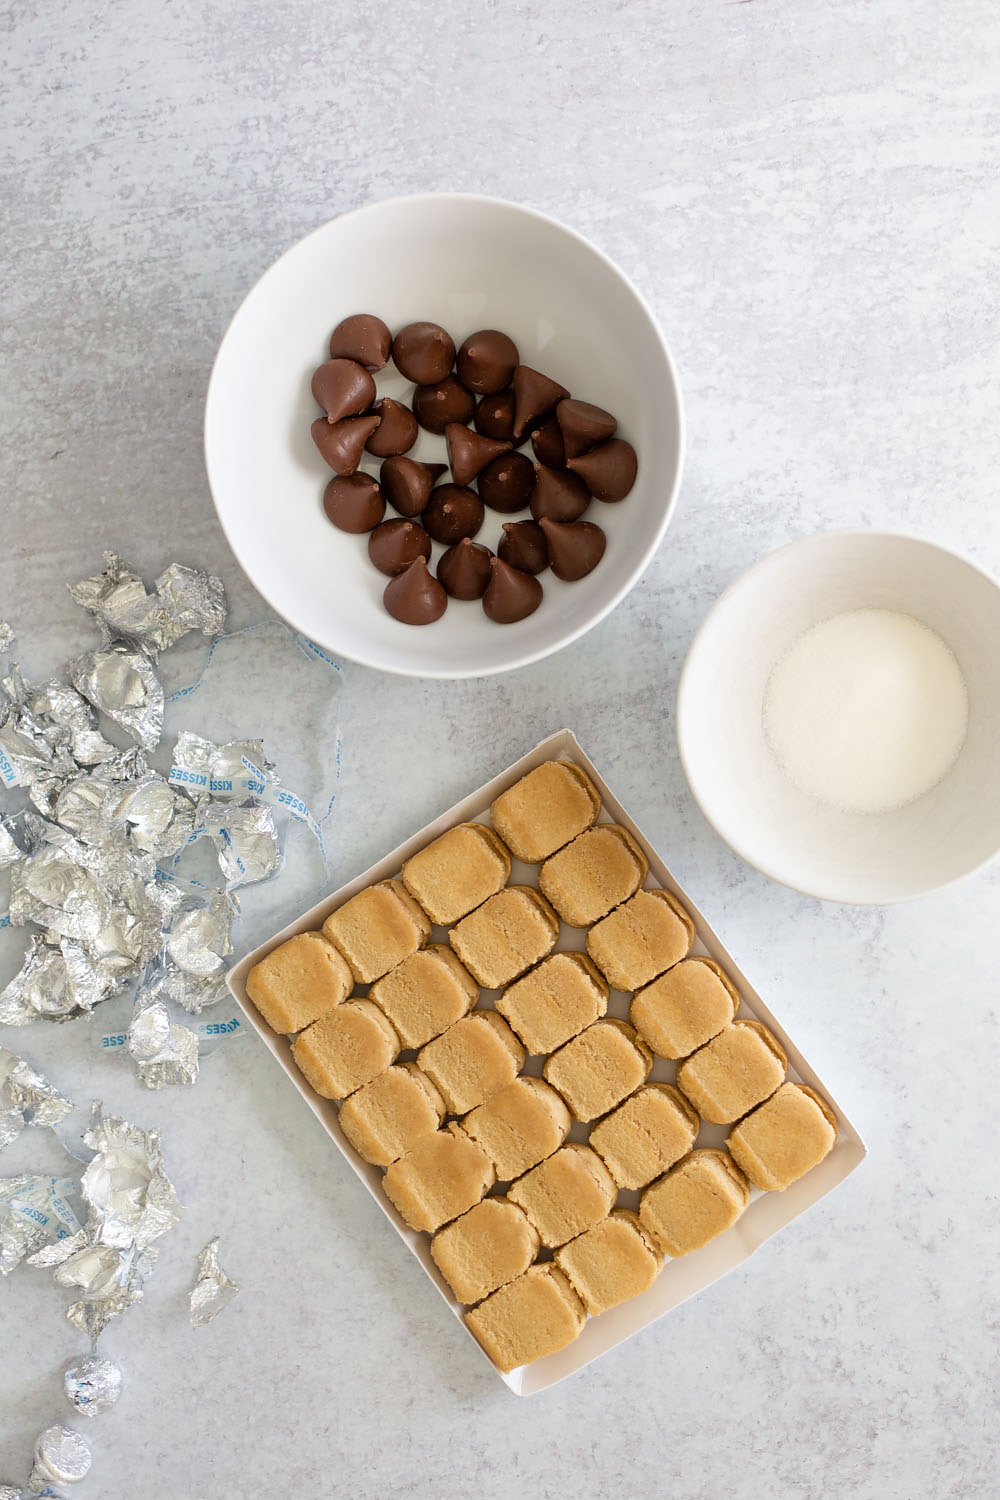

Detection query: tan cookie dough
xmin=496 ymin=952 xmax=608 ymax=1054
xmin=369 ymin=944 xmax=478 ymax=1049
xmin=543 ymin=1018 xmax=653 ymax=1123
xmin=639 ymin=1148 xmax=750 ymax=1257
xmin=245 ymin=930 xmax=352 ymax=1034
xmin=402 ymin=822 xmax=512 ymax=926
xmin=382 ymin=1124 xmax=496 ymax=1233
xmin=728 ymin=1082 xmax=838 ymax=1191
xmin=461 ymin=1076 xmax=571 ymax=1181
xmin=291 ymin=999 xmax=399 ymax=1100
xmin=431 ymin=1197 xmax=540 ymax=1304
xmin=630 ymin=957 xmax=740 ymax=1060
xmin=490 ymin=760 xmax=601 ymax=863
xmin=538 ymin=825 xmax=648 ymax=927
xmin=450 ymin=885 xmax=560 ymax=989
xmin=338 ymin=1063 xmax=446 ymax=1166
xmin=417 ymin=1011 xmax=525 ymax=1115
xmin=508 ymin=1142 xmax=616 ymax=1248
xmin=586 ymin=889 xmax=695 ymax=991
xmin=590 ymin=1083 xmax=700 ymax=1190
xmin=322 ymin=879 xmax=432 ymax=984
xmin=555 ymin=1210 xmax=662 ymax=1315
xmin=676 ymin=1019 xmax=787 ymax=1125
xmin=465 ymin=1263 xmax=586 ymax=1372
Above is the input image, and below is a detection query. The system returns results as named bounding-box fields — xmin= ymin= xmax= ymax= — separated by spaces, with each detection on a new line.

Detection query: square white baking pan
xmin=228 ymin=729 xmax=867 ymax=1395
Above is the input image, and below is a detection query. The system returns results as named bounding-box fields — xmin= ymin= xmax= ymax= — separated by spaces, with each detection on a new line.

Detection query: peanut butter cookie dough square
xmin=450 ymin=885 xmax=560 ymax=989
xmin=496 ymin=952 xmax=608 ymax=1054
xmin=245 ymin=930 xmax=352 ymax=1034
xmin=402 ymin=822 xmax=512 ymax=926
xmin=368 ymin=944 xmax=478 ymax=1049
xmin=291 ymin=999 xmax=399 ymax=1100
xmin=676 ymin=1019 xmax=787 ymax=1125
xmin=322 ymin=879 xmax=432 ymax=984
xmin=538 ymin=825 xmax=648 ymax=927
xmin=338 ymin=1063 xmax=446 ymax=1167
xmin=586 ymin=889 xmax=695 ymax=992
xmin=490 ymin=760 xmax=601 ymax=864
xmin=461 ymin=1077 xmax=571 ymax=1181
xmin=417 ymin=1011 xmax=525 ymax=1115
xmin=639 ymin=1149 xmax=750 ymax=1257
xmin=630 ymin=957 xmax=740 ymax=1060
xmin=542 ymin=1018 xmax=653 ymax=1123
xmin=382 ymin=1124 xmax=496 ymax=1233
xmin=727 ymin=1083 xmax=838 ymax=1191
xmin=555 ymin=1210 xmax=662 ymax=1315
xmin=431 ymin=1197 xmax=540 ymax=1304
xmin=507 ymin=1142 xmax=616 ymax=1248
xmin=589 ymin=1083 xmax=700 ymax=1190
xmin=465 ymin=1263 xmax=586 ymax=1372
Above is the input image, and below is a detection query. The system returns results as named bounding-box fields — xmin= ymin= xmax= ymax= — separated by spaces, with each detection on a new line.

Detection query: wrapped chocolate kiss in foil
xmin=127 ymin=991 xmax=200 ymax=1089
xmin=64 ymin=1353 xmax=124 ymax=1417
xmin=30 ymin=1423 xmax=92 ymax=1486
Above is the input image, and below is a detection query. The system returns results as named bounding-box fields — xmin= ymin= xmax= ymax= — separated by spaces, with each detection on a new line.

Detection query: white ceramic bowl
xmin=677 ymin=531 xmax=1000 ymax=903
xmin=205 ymin=194 xmax=683 ymax=678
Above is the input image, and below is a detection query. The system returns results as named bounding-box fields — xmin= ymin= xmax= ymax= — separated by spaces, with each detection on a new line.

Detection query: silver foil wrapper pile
xmin=0 ymin=550 xmax=330 ymax=1086
xmin=0 ymin=1047 xmax=73 ymax=1148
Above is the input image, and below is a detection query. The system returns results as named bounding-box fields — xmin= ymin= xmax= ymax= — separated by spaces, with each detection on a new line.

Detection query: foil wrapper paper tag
xmin=0 ymin=1174 xmax=83 ymax=1275
xmin=0 ymin=1047 xmax=74 ymax=1148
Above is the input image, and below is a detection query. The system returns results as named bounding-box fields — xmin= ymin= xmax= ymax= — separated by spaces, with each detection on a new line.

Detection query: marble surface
xmin=3 ymin=0 xmax=1000 ymax=1495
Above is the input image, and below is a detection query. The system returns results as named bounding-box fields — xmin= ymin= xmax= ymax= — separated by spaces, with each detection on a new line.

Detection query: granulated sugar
xmin=761 ymin=608 xmax=968 ymax=814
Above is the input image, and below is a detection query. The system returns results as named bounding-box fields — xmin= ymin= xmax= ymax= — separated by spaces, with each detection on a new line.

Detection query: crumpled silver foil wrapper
xmin=0 ymin=1047 xmax=74 ymax=1148
xmin=196 ymin=801 xmax=279 ymax=887
xmin=0 ymin=819 xmax=21 ymax=868
xmin=189 ymin=1235 xmax=239 ymax=1327
xmin=30 ymin=1424 xmax=91 ymax=1486
xmin=28 ymin=1104 xmax=182 ymax=1338
xmin=69 ymin=552 xmax=226 ymax=657
xmin=127 ymin=992 xmax=199 ymax=1089
xmin=0 ymin=620 xmax=13 ymax=654
xmin=64 ymin=1353 xmax=124 ymax=1417
xmin=165 ymin=891 xmax=236 ymax=989
xmin=0 ymin=935 xmax=112 ymax=1025
xmin=0 ymin=1174 xmax=83 ymax=1275
xmin=69 ymin=644 xmax=164 ymax=751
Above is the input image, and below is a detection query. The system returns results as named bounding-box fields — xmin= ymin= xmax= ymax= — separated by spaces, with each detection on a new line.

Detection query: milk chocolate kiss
xmin=380 ymin=457 xmax=447 ymax=517
xmin=445 ymin=424 xmax=511 ymax=487
xmin=566 ymin=438 xmax=637 ymax=501
xmin=323 ymin=474 xmax=385 ymax=533
xmin=482 ymin=557 xmax=543 ymax=623
xmin=555 ymin=398 xmax=617 ymax=458
xmin=311 ymin=413 xmax=381 ymax=474
xmin=328 ymin=314 xmax=392 ymax=372
xmin=474 ymin=390 xmax=516 ymax=441
xmin=437 ymin=537 xmax=493 ymax=599
xmin=529 ymin=464 xmax=590 ymax=522
xmin=512 ymin=366 xmax=569 ymax=440
xmin=311 ymin=359 xmax=376 ymax=423
xmin=539 ymin=517 xmax=606 ymax=580
xmin=365 ymin=398 xmax=418 ymax=457
xmin=368 ymin=519 xmax=432 ymax=576
xmin=412 ymin=376 xmax=476 ymax=435
xmin=498 ymin=521 xmax=548 ymax=575
xmin=383 ymin=557 xmax=447 ymax=625
xmin=456 ymin=330 xmax=519 ymax=395
xmin=422 ymin=484 xmax=484 ymax=544
xmin=478 ymin=452 xmax=535 ymax=513
xmin=392 ymin=321 xmax=455 ymax=384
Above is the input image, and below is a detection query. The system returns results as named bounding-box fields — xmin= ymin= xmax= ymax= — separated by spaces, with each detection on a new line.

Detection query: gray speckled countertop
xmin=2 ymin=2 xmax=999 ymax=1496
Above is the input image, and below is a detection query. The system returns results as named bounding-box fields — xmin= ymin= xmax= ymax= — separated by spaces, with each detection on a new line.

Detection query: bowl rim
xmin=675 ymin=527 xmax=1000 ymax=905
xmin=203 ymin=191 xmax=685 ymax=680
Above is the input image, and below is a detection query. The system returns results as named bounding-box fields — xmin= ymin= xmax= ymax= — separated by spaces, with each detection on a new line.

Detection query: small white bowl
xmin=205 ymin=194 xmax=683 ymax=678
xmin=676 ymin=531 xmax=1000 ymax=904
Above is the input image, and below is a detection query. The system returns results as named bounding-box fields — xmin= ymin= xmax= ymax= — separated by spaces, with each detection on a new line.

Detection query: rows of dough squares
xmin=247 ymin=761 xmax=837 ymax=1374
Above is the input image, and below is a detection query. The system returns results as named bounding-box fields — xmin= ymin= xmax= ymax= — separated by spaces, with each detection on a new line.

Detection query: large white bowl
xmin=676 ymin=531 xmax=1000 ymax=904
xmin=205 ymin=194 xmax=683 ymax=678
